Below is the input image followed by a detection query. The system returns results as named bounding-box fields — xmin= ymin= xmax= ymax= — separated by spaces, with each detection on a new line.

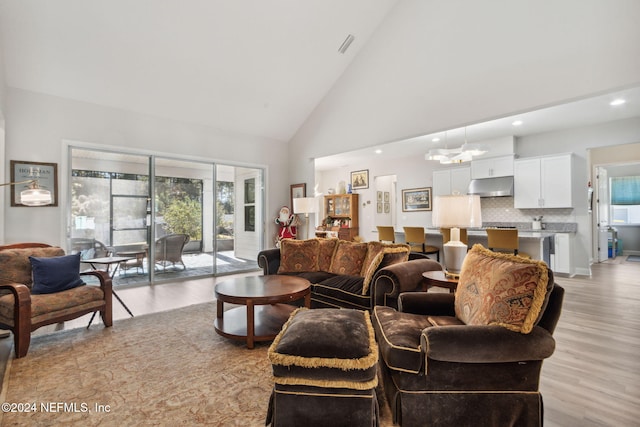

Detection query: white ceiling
xmin=315 ymin=85 xmax=640 ymax=170
xmin=1 ymin=1 xmax=639 ymax=169
xmin=0 ymin=0 xmax=398 ymax=142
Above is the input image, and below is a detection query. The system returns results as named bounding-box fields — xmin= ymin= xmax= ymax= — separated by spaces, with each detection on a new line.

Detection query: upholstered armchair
xmin=0 ymin=243 xmax=112 ymax=358
xmin=372 ymin=244 xmax=564 ymax=426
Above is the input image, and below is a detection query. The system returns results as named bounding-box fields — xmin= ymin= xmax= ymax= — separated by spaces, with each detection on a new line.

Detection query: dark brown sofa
xmin=372 ymin=245 xmax=564 ymax=426
xmin=257 ymin=238 xmax=443 ymax=311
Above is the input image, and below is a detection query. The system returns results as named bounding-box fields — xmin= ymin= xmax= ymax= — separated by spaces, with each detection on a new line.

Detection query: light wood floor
xmin=3 ymin=260 xmax=640 ymax=426
xmin=541 ymin=258 xmax=640 ymax=427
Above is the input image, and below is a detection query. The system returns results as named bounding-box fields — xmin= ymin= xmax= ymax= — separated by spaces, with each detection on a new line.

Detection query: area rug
xmin=0 ymin=303 xmax=392 ymax=426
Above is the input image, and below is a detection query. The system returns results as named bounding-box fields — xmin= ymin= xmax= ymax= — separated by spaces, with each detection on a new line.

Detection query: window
xmin=611 ymin=176 xmax=640 ymax=225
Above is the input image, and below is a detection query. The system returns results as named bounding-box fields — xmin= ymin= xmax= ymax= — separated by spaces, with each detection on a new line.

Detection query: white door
xmin=596 ymin=167 xmax=609 ymax=262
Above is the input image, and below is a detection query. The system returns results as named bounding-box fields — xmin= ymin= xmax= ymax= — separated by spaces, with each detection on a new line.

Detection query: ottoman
xmin=266 ymin=308 xmax=379 ymax=427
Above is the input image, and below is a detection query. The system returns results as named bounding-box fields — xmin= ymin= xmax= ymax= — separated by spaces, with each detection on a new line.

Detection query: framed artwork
xmin=290 ymin=183 xmax=306 ymax=208
xmin=384 ymin=192 xmax=389 ymax=202
xmin=350 ymin=169 xmax=369 ymax=190
xmin=384 ymin=202 xmax=390 ymax=213
xmin=377 ymin=191 xmax=382 ymax=201
xmin=402 ymin=187 xmax=432 ymax=212
xmin=10 ymin=160 xmax=58 ymax=207
xmin=377 ymin=202 xmax=382 ymax=213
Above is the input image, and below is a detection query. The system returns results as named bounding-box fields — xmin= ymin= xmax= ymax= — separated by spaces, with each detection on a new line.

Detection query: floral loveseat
xmin=257 ymin=238 xmax=442 ymax=311
xmin=0 ymin=243 xmax=112 ymax=358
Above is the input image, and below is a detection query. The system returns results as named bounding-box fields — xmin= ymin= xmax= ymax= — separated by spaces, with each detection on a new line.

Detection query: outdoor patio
xmin=109 ymin=251 xmax=260 ymax=287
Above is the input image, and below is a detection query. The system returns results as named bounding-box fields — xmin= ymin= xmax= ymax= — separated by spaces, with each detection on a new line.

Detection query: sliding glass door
xmin=69 ymin=147 xmax=262 ymax=286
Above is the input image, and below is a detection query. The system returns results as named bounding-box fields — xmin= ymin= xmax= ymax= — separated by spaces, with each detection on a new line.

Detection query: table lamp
xmin=432 ymin=194 xmax=482 ymax=277
xmin=293 ymin=197 xmax=317 ymax=240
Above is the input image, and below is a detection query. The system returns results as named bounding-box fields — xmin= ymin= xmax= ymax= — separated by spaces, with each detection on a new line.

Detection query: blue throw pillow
xmin=29 ymin=253 xmax=86 ymax=294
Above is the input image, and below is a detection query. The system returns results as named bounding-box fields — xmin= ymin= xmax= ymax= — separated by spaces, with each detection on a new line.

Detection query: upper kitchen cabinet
xmin=433 ymin=167 xmax=471 ymax=197
xmin=470 ymin=155 xmax=515 ymax=179
xmin=514 ymin=154 xmax=576 ymax=209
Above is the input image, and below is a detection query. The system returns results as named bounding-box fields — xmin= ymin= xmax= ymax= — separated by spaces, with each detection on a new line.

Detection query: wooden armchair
xmin=0 ymin=243 xmax=112 ymax=358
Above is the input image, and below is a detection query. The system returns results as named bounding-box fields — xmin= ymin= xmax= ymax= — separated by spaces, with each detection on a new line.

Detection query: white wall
xmin=290 ymin=0 xmax=640 ymax=192
xmin=3 ymin=88 xmax=290 ymax=248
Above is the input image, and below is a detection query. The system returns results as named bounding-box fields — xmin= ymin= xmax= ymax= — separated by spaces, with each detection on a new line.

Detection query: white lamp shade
xmin=20 ymin=188 xmax=52 ymax=206
xmin=293 ymin=197 xmax=316 ymax=214
xmin=432 ymin=195 xmax=482 ymax=228
xmin=433 ymin=194 xmax=482 ymax=275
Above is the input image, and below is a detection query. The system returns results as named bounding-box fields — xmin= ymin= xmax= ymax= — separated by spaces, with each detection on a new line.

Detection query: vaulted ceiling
xmin=0 ymin=0 xmax=398 ymax=142
xmin=2 ymin=0 xmax=639 ymax=159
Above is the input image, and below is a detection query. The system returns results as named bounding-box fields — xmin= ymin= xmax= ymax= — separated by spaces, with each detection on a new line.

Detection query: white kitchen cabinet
xmin=553 ymin=233 xmax=573 ymax=275
xmin=470 ymin=155 xmax=514 ymax=179
xmin=433 ymin=167 xmax=471 ymax=197
xmin=514 ymin=154 xmax=575 ymax=208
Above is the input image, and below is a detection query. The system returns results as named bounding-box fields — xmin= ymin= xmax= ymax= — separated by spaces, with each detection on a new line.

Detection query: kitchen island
xmin=389 ymin=224 xmax=577 ymax=275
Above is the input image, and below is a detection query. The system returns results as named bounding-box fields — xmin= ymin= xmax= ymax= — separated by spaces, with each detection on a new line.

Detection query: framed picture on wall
xmin=377 ymin=191 xmax=382 ymax=201
xmin=402 ymin=187 xmax=432 ymax=212
xmin=377 ymin=202 xmax=382 ymax=213
xmin=10 ymin=160 xmax=58 ymax=207
xmin=384 ymin=202 xmax=390 ymax=213
xmin=290 ymin=183 xmax=306 ymax=208
xmin=350 ymin=170 xmax=369 ymax=190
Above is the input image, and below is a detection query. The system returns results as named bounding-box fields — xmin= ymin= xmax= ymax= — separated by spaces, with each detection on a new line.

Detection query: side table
xmin=422 ymin=270 xmax=459 ymax=293
xmin=214 ymin=275 xmax=311 ymax=349
xmin=83 ymin=256 xmax=135 ymax=323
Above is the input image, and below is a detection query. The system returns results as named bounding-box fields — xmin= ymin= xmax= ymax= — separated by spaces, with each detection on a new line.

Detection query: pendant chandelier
xmin=426 ymin=128 xmax=488 ymax=164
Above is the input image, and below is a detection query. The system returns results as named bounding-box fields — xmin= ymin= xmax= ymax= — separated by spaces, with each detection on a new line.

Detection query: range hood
xmin=467 ymin=176 xmax=514 ymax=197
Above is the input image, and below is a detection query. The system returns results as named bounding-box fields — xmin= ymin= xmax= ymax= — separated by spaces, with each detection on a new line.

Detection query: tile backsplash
xmin=481 ymin=197 xmax=577 ymax=225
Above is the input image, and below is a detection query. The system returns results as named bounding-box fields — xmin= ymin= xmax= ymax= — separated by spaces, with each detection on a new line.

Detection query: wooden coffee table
xmin=422 ymin=270 xmax=459 ymax=293
xmin=214 ymin=275 xmax=311 ymax=349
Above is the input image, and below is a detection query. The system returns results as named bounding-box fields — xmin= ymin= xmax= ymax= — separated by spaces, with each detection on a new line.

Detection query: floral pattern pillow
xmin=317 ymin=238 xmax=339 ymax=272
xmin=277 ymin=239 xmax=320 ymax=273
xmin=454 ymin=244 xmax=551 ymax=334
xmin=329 ymin=241 xmax=368 ymax=276
xmin=361 ymin=246 xmax=410 ymax=295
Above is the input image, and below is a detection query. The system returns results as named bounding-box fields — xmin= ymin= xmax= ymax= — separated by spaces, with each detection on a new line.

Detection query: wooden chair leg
xmin=14 ymin=330 xmax=30 ymax=359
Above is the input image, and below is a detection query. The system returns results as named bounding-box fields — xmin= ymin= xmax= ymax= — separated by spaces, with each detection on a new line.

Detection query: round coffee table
xmin=422 ymin=270 xmax=459 ymax=293
xmin=214 ymin=275 xmax=311 ymax=349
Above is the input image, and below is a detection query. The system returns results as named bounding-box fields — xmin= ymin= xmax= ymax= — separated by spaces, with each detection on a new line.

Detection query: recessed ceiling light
xmin=610 ymin=99 xmax=626 ymax=106
xmin=375 ymin=149 xmax=382 ymax=154
xmin=432 ymin=137 xmax=440 ymax=142
xmin=512 ymin=120 xmax=523 ymax=126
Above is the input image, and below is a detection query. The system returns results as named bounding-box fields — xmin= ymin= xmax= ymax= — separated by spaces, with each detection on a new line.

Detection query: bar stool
xmin=376 ymin=226 xmax=396 ymax=243
xmin=486 ymin=228 xmax=530 ymax=258
xmin=403 ymin=226 xmax=439 ymax=261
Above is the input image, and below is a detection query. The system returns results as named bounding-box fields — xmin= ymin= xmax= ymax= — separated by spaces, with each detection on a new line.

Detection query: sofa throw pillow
xmin=317 ymin=238 xmax=339 ymax=272
xmin=361 ymin=245 xmax=410 ymax=295
xmin=29 ymin=253 xmax=86 ymax=294
xmin=454 ymin=244 xmax=552 ymax=334
xmin=329 ymin=240 xmax=368 ymax=276
xmin=277 ymin=239 xmax=320 ymax=274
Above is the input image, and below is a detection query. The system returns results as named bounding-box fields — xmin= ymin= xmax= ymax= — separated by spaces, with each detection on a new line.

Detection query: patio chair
xmin=155 ymin=234 xmax=190 ymax=271
xmin=70 ymin=238 xmax=112 ymax=259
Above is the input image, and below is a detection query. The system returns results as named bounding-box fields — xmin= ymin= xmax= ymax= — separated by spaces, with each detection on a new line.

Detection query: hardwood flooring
xmin=2 ymin=260 xmax=639 ymax=426
xmin=542 ymin=258 xmax=640 ymax=427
